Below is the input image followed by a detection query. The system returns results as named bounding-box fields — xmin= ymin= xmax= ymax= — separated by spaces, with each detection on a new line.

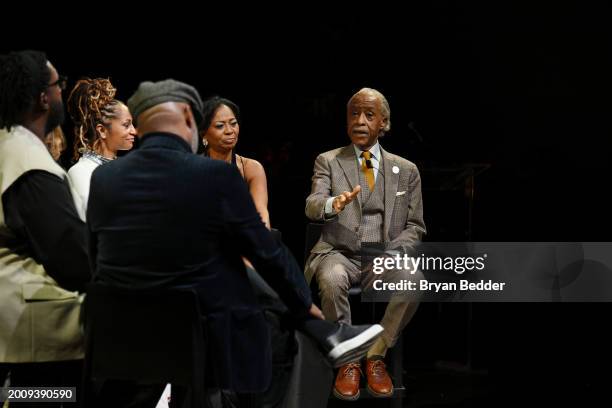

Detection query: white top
xmin=67 ymin=155 xmax=100 ymax=218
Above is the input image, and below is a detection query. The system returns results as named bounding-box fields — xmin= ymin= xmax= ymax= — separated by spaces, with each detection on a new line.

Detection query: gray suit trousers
xmin=314 ymin=251 xmax=421 ymax=349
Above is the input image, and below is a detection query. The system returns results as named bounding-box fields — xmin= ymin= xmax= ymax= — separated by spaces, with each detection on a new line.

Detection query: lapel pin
xmin=392 ymin=166 xmax=399 ymax=174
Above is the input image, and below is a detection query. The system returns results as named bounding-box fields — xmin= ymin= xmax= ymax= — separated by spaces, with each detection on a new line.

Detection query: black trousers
xmin=238 ymin=267 xmax=334 ymax=408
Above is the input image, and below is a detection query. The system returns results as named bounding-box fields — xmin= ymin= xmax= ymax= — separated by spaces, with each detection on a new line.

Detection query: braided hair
xmin=0 ymin=50 xmax=50 ymax=130
xmin=66 ymin=78 xmax=122 ymax=160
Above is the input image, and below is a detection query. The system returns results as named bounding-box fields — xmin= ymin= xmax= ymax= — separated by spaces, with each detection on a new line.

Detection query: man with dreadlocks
xmin=67 ymin=78 xmax=136 ymax=216
xmin=0 ymin=50 xmax=91 ymax=404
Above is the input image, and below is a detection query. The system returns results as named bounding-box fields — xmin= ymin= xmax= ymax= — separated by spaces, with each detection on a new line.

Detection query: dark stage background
xmin=6 ymin=2 xmax=612 ymax=406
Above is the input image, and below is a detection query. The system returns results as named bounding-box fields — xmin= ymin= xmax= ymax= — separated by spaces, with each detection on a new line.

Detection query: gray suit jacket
xmin=304 ymin=144 xmax=426 ymax=283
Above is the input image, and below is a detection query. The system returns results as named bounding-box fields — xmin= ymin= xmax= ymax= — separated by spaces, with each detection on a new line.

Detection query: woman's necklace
xmin=83 ymin=150 xmax=114 ymax=166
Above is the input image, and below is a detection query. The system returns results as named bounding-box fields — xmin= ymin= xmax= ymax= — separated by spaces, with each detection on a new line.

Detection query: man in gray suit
xmin=305 ymin=88 xmax=426 ymax=400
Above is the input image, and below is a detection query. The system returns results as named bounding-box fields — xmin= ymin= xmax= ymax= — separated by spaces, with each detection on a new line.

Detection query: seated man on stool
xmin=305 ymin=88 xmax=426 ymax=400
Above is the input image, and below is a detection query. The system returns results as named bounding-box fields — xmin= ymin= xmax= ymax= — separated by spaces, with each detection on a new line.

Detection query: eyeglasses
xmin=47 ymin=75 xmax=68 ymax=91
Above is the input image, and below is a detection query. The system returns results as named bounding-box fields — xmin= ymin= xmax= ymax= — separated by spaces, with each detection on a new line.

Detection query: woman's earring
xmin=202 ymin=138 xmax=208 ymax=148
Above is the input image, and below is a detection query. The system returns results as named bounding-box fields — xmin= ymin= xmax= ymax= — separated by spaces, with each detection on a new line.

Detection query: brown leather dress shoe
xmin=333 ymin=362 xmax=362 ymax=400
xmin=366 ymin=357 xmax=394 ymax=397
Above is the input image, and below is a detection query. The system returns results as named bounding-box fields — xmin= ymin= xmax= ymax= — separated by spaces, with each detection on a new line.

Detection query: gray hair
xmin=348 ymin=88 xmax=391 ymax=134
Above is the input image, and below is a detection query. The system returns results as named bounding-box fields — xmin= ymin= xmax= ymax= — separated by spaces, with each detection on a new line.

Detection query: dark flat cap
xmin=127 ymin=79 xmax=204 ymax=127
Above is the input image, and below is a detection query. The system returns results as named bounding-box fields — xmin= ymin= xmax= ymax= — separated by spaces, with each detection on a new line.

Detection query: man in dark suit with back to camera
xmin=86 ymin=79 xmax=384 ymax=406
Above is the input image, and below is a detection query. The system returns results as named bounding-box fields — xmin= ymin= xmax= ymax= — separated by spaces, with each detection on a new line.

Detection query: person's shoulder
xmin=239 ymin=155 xmax=262 ymax=167
xmin=190 ymin=153 xmax=231 ymax=172
xmin=317 ymin=146 xmax=349 ymax=161
xmin=68 ymin=156 xmax=97 ymax=175
xmin=0 ymin=126 xmax=66 ymax=182
xmin=68 ymin=157 xmax=97 ymax=184
xmin=89 ymin=154 xmax=132 ymax=187
xmin=187 ymin=155 xmax=242 ymax=185
xmin=239 ymin=156 xmax=267 ymax=186
xmin=238 ymin=155 xmax=265 ymax=173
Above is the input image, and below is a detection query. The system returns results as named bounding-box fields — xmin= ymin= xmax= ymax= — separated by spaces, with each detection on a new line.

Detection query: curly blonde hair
xmin=67 ymin=78 xmax=122 ymax=160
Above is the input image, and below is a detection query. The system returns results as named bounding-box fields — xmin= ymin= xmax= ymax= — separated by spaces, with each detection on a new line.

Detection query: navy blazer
xmin=87 ymin=132 xmax=312 ymax=392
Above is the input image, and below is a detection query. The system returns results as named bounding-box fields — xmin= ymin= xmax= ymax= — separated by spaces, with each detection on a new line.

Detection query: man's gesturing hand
xmin=332 ymin=185 xmax=361 ymax=213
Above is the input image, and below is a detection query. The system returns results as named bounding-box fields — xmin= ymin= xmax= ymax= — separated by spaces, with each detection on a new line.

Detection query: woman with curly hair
xmin=66 ymin=78 xmax=136 ymax=215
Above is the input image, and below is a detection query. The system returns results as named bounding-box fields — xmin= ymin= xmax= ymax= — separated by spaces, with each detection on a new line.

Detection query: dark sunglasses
xmin=47 ymin=75 xmax=68 ymax=91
